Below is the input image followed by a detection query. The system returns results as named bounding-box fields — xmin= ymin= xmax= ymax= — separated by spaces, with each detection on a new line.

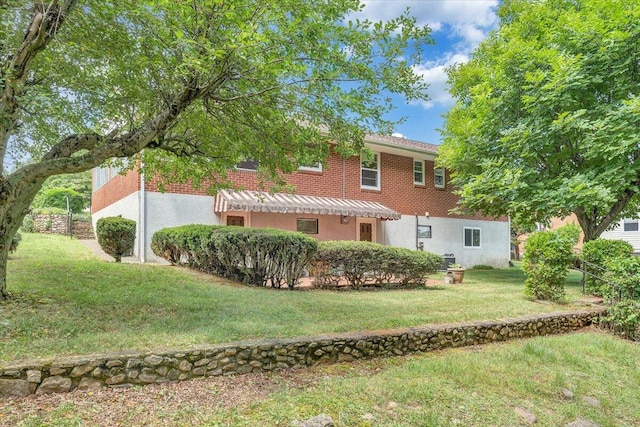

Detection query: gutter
xmin=139 ymin=157 xmax=146 ymax=263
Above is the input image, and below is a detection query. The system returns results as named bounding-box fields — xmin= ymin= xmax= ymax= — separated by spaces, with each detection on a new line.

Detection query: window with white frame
xmin=413 ymin=159 xmax=424 ymax=185
xmin=361 ymin=152 xmax=380 ymax=190
xmin=464 ymin=227 xmax=481 ymax=248
xmin=623 ymin=218 xmax=639 ymax=232
xmin=298 ymin=161 xmax=323 ymax=173
xmin=434 ymin=167 xmax=445 ymax=189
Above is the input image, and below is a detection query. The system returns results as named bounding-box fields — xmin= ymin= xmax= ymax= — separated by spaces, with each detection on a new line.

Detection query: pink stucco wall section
xmin=250 ymin=212 xmax=357 ymax=241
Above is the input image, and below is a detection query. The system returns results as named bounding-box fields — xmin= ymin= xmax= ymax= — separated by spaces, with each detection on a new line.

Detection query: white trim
xmin=298 ymin=162 xmax=323 ymax=173
xmin=361 ymin=152 xmax=380 ymax=190
xmin=413 ymin=159 xmax=425 ymax=185
xmin=463 ymin=226 xmax=482 ymax=248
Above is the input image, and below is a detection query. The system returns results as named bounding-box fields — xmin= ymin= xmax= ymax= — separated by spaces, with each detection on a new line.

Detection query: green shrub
xmin=602 ymin=299 xmax=640 ymax=341
xmin=471 ymin=264 xmax=494 ymax=270
xmin=603 ymin=257 xmax=640 ymax=302
xmin=580 ymin=239 xmax=633 ymax=296
xmin=31 ymin=207 xmax=68 ymax=215
xmin=34 ymin=187 xmax=86 ymax=213
xmin=205 ymin=227 xmax=318 ymax=288
xmin=152 ymin=225 xmax=317 ymax=288
xmin=522 ymin=224 xmax=580 ymax=302
xmin=20 ymin=215 xmax=34 ymax=233
xmin=96 ymin=217 xmax=136 ymax=263
xmin=10 ymin=232 xmax=21 ymax=253
xmin=151 ymin=224 xmax=220 ymax=268
xmin=310 ymin=241 xmax=442 ymax=289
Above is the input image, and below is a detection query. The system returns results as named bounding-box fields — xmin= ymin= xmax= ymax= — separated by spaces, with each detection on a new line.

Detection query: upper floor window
xmin=464 ymin=227 xmax=481 ymax=248
xmin=236 ymin=159 xmax=259 ymax=171
xmin=298 ymin=161 xmax=323 ymax=173
xmin=413 ymin=160 xmax=424 ymax=185
xmin=93 ymin=166 xmax=110 ymax=191
xmin=361 ymin=153 xmax=380 ymax=190
xmin=623 ymin=219 xmax=639 ymax=232
xmin=434 ymin=167 xmax=445 ymax=189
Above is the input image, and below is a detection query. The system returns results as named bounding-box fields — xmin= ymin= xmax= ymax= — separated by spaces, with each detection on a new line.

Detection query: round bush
xmin=96 ymin=217 xmax=136 ymax=262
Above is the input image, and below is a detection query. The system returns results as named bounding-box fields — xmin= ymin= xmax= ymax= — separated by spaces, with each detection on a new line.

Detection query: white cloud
xmin=355 ymin=0 xmax=498 ymax=51
xmin=412 ymin=53 xmax=468 ymax=109
xmin=351 ymin=1 xmax=499 ymax=110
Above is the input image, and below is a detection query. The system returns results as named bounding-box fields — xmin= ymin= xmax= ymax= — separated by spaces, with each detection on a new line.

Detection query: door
xmin=359 ymin=222 xmax=372 ymax=242
xmin=226 ymin=215 xmax=245 ymax=226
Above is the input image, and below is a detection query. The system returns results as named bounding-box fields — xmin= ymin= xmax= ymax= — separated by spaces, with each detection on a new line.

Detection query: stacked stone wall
xmin=0 ymin=310 xmax=603 ymax=397
xmin=31 ymin=214 xmax=94 ymax=239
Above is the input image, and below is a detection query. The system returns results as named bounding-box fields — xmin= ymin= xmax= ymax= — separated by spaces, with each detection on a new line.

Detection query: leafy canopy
xmin=438 ymin=0 xmax=640 ymax=241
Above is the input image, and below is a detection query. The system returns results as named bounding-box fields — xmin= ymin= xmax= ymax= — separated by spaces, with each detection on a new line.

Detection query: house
xmin=91 ymin=134 xmax=510 ymax=267
xmin=600 ymin=218 xmax=640 ymax=254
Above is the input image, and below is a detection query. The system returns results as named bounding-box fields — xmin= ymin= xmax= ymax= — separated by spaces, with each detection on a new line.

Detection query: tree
xmin=0 ymin=1 xmax=431 ymax=298
xmin=438 ymin=0 xmax=640 ymax=243
xmin=33 ymin=171 xmax=92 ymax=210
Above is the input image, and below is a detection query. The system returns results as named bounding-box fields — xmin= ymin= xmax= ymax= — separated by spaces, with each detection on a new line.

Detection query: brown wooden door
xmin=360 ymin=223 xmax=372 ymax=242
xmin=226 ymin=216 xmax=245 ymax=226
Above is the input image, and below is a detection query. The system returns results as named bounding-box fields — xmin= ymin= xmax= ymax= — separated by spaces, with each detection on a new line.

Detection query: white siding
xmin=601 ymin=220 xmax=640 ymax=253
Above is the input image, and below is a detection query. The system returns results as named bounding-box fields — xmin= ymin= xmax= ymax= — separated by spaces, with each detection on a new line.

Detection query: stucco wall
xmin=250 ymin=212 xmax=358 ymax=241
xmin=91 ymin=192 xmax=141 ymax=257
xmin=383 ymin=216 xmax=511 ymax=268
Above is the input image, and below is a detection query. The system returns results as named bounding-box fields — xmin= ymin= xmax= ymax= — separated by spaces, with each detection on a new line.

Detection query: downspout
xmin=139 ymin=158 xmax=146 ymax=263
xmin=342 ymin=157 xmax=346 ymax=199
xmin=415 ymin=214 xmax=419 ymax=250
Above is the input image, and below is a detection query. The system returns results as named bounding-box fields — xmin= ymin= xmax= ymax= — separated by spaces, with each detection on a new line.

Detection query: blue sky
xmin=353 ymin=0 xmax=500 ymax=145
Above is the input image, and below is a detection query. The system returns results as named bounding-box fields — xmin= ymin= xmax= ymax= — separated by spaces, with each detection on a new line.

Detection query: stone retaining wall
xmin=31 ymin=214 xmax=94 ymax=239
xmin=0 ymin=309 xmax=604 ymax=397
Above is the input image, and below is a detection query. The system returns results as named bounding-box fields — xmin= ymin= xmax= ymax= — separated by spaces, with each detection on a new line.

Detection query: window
xmin=413 ymin=160 xmax=424 ymax=185
xmin=236 ymin=159 xmax=259 ymax=171
xmin=623 ymin=219 xmax=639 ymax=232
xmin=417 ymin=225 xmax=431 ymax=238
xmin=297 ymin=218 xmax=318 ymax=234
xmin=464 ymin=227 xmax=481 ymax=248
xmin=93 ymin=166 xmax=110 ymax=191
xmin=361 ymin=153 xmax=380 ymax=190
xmin=434 ymin=167 xmax=445 ymax=189
xmin=298 ymin=161 xmax=323 ymax=173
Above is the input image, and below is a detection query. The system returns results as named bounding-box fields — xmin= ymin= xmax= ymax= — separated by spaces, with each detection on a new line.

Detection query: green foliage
xmin=96 ymin=217 xmax=136 ymax=263
xmin=439 ymin=0 xmax=640 ymax=242
xmin=33 ymin=187 xmax=86 ymax=213
xmin=471 ymin=264 xmax=495 ymax=270
xmin=151 ymin=224 xmax=220 ymax=267
xmin=152 ymin=226 xmax=318 ymax=289
xmin=19 ymin=215 xmax=34 ymax=233
xmin=522 ymin=224 xmax=580 ymax=302
xmin=580 ymin=239 xmax=633 ymax=296
xmin=33 ymin=172 xmax=92 ymax=210
xmin=9 ymin=232 xmax=21 ymax=253
xmin=310 ymin=240 xmax=442 ymax=289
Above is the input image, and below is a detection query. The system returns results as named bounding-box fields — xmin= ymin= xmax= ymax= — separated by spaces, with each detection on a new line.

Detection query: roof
xmin=214 ymin=190 xmax=401 ymax=220
xmin=364 ymin=133 xmax=439 ymax=156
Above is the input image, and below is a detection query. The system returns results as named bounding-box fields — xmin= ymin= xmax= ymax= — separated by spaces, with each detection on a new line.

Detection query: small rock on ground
xmin=514 ymin=407 xmax=537 ymax=425
xmin=291 ymin=413 xmax=335 ymax=427
xmin=566 ymin=417 xmax=600 ymax=427
xmin=561 ymin=388 xmax=574 ymax=399
xmin=582 ymin=396 xmax=601 ymax=408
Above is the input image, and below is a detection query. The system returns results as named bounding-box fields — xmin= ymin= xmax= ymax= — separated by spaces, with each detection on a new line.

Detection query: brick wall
xmin=91 ymin=169 xmax=140 ymax=213
xmin=103 ymin=147 xmax=499 ymax=221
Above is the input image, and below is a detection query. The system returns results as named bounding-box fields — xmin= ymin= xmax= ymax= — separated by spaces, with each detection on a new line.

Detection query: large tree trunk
xmin=0 ymin=177 xmax=45 ymax=299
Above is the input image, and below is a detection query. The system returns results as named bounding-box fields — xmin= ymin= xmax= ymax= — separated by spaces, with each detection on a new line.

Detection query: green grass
xmin=2 ymin=233 xmax=589 ymax=362
xmin=6 ymin=332 xmax=639 ymax=426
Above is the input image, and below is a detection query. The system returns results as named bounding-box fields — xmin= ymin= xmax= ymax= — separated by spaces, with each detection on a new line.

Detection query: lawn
xmin=1 ymin=233 xmax=590 ymax=362
xmin=2 ymin=332 xmax=638 ymax=426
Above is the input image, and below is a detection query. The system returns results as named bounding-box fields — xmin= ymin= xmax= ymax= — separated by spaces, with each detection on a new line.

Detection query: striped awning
xmin=214 ymin=190 xmax=401 ymax=220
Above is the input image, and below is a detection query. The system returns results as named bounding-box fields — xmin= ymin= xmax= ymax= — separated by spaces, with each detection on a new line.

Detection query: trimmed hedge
xmin=151 ymin=224 xmax=221 ymax=268
xmin=580 ymin=239 xmax=633 ymax=296
xmin=152 ymin=225 xmax=318 ymax=289
xmin=96 ymin=217 xmax=136 ymax=263
xmin=310 ymin=240 xmax=442 ymax=289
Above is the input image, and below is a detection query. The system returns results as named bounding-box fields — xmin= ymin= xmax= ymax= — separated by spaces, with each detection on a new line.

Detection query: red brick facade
xmin=93 ymin=144 xmax=501 ymax=222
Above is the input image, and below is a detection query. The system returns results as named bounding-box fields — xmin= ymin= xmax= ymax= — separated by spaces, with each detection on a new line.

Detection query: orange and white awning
xmin=214 ymin=190 xmax=401 ymax=220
